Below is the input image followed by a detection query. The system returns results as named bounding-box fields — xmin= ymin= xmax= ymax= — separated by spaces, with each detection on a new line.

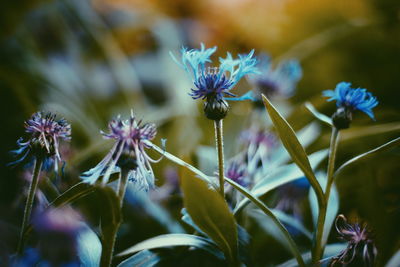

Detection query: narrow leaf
xmin=225 ymin=177 xmax=305 ymax=267
xmin=277 ymin=243 xmax=346 ymax=267
xmin=262 ymin=95 xmax=325 ymax=207
xmin=116 ymin=234 xmax=224 ymax=260
xmin=77 ymin=223 xmax=102 ymax=267
xmin=309 ymin=173 xmax=339 ymax=247
xmin=117 ymin=250 xmax=160 ymax=267
xmin=180 ymin=168 xmax=238 ymax=262
xmin=305 ymin=102 xmax=332 ymax=126
xmin=235 ymin=149 xmax=328 ymax=214
xmin=335 ymin=137 xmax=400 ymax=177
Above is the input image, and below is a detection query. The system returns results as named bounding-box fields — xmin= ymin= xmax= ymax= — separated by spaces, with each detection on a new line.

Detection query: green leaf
xmin=97 ymin=186 xmax=121 ymax=227
xmin=97 ymin=186 xmax=122 ymax=267
xmin=117 ymin=250 xmax=160 ymax=267
xmin=77 ymin=224 xmax=102 ymax=267
xmin=335 ymin=137 xmax=400 ymax=177
xmin=276 ymin=243 xmax=346 ymax=267
xmin=180 ymin=168 xmax=238 ymax=263
xmin=262 ymin=95 xmax=325 ymax=207
xmin=305 ymin=102 xmax=332 ymax=126
xmin=269 ymin=123 xmax=321 ymax=168
xmin=48 ymin=182 xmax=96 ymax=208
xmin=116 ymin=234 xmax=224 ymax=260
xmin=235 ymin=149 xmax=328 ymax=214
xmin=309 ymin=173 xmax=339 ymax=248
xmin=250 ymin=209 xmax=312 ymax=241
xmin=225 ymin=177 xmax=305 ymax=267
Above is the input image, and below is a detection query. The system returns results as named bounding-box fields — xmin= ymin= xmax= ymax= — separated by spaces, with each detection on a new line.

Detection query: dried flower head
xmin=10 ymin=112 xmax=71 ymax=170
xmin=81 ymin=111 xmax=160 ymax=191
xmin=329 ymin=215 xmax=377 ymax=267
xmin=323 ymin=82 xmax=378 ymax=129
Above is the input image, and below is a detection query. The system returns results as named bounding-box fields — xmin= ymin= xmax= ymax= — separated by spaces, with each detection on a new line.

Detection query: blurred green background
xmin=1 ymin=0 xmax=399 ymax=265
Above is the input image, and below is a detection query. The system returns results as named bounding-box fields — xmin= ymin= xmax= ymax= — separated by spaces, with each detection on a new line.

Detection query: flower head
xmin=323 ymin=82 xmax=378 ymax=124
xmin=81 ymin=111 xmax=160 ymax=191
xmin=249 ymin=54 xmax=302 ymax=101
xmin=10 ymin=112 xmax=71 ymax=170
xmin=171 ymin=43 xmax=258 ymax=102
xmin=329 ymin=215 xmax=377 ymax=267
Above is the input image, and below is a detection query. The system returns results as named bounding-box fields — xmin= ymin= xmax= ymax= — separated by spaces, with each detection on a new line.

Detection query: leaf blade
xmin=116 ymin=234 xmax=224 ymax=260
xmin=262 ymin=95 xmax=325 ymax=207
xmin=180 ymin=169 xmax=238 ymax=262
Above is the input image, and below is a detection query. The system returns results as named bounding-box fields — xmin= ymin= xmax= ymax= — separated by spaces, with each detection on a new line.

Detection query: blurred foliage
xmin=1 ymin=0 xmax=399 ymax=265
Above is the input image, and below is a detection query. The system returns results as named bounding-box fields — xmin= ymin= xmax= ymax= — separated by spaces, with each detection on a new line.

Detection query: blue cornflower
xmin=171 ymin=43 xmax=258 ymax=101
xmin=249 ymin=54 xmax=302 ymax=100
xmin=10 ymin=112 xmax=71 ymax=171
xmin=171 ymin=44 xmax=258 ymax=120
xmin=323 ymin=82 xmax=378 ymax=123
xmin=80 ymin=112 xmax=160 ymax=191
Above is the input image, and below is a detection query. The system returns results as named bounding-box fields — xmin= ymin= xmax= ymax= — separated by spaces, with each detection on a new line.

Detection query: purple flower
xmin=81 ymin=111 xmax=160 ymax=191
xmin=329 ymin=215 xmax=377 ymax=267
xmin=10 ymin=112 xmax=71 ymax=171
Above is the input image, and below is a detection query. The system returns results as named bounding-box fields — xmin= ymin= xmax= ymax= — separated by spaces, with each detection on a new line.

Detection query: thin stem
xmin=117 ymin=169 xmax=129 ymax=207
xmin=312 ymin=127 xmax=340 ymax=264
xmin=225 ymin=177 xmax=306 ymax=267
xmin=100 ymin=224 xmax=120 ymax=267
xmin=100 ymin=170 xmax=129 ymax=267
xmin=17 ymin=157 xmax=43 ymax=254
xmin=214 ymin=120 xmax=225 ymax=197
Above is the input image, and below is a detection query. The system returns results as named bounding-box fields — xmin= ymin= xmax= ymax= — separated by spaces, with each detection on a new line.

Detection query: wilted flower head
xmin=249 ymin=54 xmax=302 ymax=101
xmin=171 ymin=43 xmax=258 ymax=120
xmin=81 ymin=111 xmax=160 ymax=191
xmin=329 ymin=215 xmax=377 ymax=267
xmin=32 ymin=207 xmax=82 ymax=266
xmin=10 ymin=112 xmax=71 ymax=170
xmin=323 ymin=82 xmax=378 ymax=129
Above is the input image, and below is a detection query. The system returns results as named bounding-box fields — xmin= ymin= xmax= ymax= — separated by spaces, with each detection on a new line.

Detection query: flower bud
xmin=332 ymin=107 xmax=352 ymax=130
xmin=203 ymin=98 xmax=229 ymax=121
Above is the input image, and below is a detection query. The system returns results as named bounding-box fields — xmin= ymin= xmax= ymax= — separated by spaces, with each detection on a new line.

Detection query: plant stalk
xmin=17 ymin=157 xmax=43 ymax=254
xmin=312 ymin=127 xmax=340 ymax=264
xmin=214 ymin=120 xmax=225 ymax=197
xmin=100 ymin=170 xmax=129 ymax=267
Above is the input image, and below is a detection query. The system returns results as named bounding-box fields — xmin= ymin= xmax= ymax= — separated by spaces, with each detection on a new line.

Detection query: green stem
xmin=225 ymin=177 xmax=306 ymax=267
xmin=100 ymin=170 xmax=129 ymax=267
xmin=100 ymin=223 xmax=120 ymax=267
xmin=117 ymin=169 xmax=129 ymax=207
xmin=214 ymin=120 xmax=225 ymax=197
xmin=17 ymin=157 xmax=43 ymax=254
xmin=312 ymin=127 xmax=340 ymax=264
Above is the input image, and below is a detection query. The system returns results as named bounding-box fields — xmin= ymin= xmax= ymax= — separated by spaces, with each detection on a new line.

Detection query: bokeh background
xmin=1 ymin=0 xmax=399 ymax=265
